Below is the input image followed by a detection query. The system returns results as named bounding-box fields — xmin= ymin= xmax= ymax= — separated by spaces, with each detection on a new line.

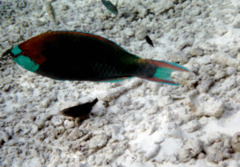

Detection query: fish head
xmin=3 ymin=45 xmax=40 ymax=72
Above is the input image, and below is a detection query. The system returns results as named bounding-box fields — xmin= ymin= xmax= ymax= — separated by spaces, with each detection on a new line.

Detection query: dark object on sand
xmin=101 ymin=0 xmax=118 ymax=15
xmin=61 ymin=98 xmax=98 ymax=118
xmin=145 ymin=35 xmax=154 ymax=47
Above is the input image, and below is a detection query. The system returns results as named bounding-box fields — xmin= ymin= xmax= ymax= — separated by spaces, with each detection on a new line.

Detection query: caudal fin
xmin=146 ymin=60 xmax=188 ymax=86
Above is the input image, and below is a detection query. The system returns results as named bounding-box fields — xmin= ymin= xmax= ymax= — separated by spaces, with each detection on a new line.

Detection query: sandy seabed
xmin=1 ymin=0 xmax=240 ymax=166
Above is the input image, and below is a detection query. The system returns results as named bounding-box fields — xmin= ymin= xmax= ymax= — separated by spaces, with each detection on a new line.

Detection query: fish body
xmin=101 ymin=0 xmax=118 ymax=15
xmin=3 ymin=31 xmax=188 ymax=85
xmin=61 ymin=98 xmax=98 ymax=118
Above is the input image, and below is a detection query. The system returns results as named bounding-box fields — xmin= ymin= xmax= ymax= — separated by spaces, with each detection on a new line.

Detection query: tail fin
xmin=145 ymin=60 xmax=188 ymax=86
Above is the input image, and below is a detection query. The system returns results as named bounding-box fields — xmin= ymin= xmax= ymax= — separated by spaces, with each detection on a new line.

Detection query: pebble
xmin=184 ymin=120 xmax=201 ymax=133
xmin=213 ymin=53 xmax=239 ymax=68
xmin=40 ymin=99 xmax=51 ymax=108
xmin=64 ymin=120 xmax=75 ymax=129
xmin=205 ymin=133 xmax=233 ymax=163
xmin=178 ymin=139 xmax=203 ymax=162
xmin=231 ymin=132 xmax=240 ymax=152
xmin=0 ymin=131 xmax=10 ymax=144
xmin=136 ymin=28 xmax=147 ymax=40
xmin=188 ymin=93 xmax=225 ymax=118
xmin=88 ymin=134 xmax=108 ymax=150
xmin=17 ymin=0 xmax=27 ymax=8
xmin=51 ymin=116 xmax=63 ymax=127
xmin=226 ymin=67 xmax=237 ymax=76
xmin=30 ymin=124 xmax=39 ymax=135
xmin=152 ymin=0 xmax=174 ymax=15
xmin=190 ymin=47 xmax=204 ymax=57
xmin=197 ymin=56 xmax=211 ymax=65
xmin=144 ymin=144 xmax=161 ymax=161
xmin=68 ymin=128 xmax=84 ymax=141
xmin=233 ymin=21 xmax=240 ymax=28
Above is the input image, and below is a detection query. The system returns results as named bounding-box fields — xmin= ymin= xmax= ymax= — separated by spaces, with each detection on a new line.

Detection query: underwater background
xmin=1 ymin=0 xmax=240 ymax=166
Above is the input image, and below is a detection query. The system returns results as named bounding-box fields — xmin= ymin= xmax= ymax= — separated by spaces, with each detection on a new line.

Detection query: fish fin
xmin=102 ymin=77 xmax=132 ymax=83
xmin=101 ymin=0 xmax=118 ymax=15
xmin=145 ymin=60 xmax=188 ymax=86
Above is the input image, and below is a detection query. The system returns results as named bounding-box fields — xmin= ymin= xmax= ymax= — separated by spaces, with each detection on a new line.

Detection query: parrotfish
xmin=101 ymin=0 xmax=118 ymax=15
xmin=61 ymin=98 xmax=98 ymax=118
xmin=3 ymin=31 xmax=188 ymax=85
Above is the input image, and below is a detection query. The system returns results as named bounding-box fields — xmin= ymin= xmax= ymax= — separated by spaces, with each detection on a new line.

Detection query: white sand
xmin=1 ymin=0 xmax=240 ymax=166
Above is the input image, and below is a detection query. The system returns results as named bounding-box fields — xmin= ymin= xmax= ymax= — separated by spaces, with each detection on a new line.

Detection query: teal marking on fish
xmin=13 ymin=55 xmax=40 ymax=72
xmin=11 ymin=46 xmax=22 ymax=56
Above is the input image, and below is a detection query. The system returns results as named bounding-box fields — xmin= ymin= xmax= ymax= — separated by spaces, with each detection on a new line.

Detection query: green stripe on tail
xmin=146 ymin=60 xmax=188 ymax=86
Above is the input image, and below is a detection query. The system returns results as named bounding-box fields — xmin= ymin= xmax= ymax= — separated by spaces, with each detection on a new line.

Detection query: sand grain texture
xmin=1 ymin=0 xmax=240 ymax=166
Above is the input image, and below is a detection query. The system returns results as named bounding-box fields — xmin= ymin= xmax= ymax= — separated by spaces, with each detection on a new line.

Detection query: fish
xmin=61 ymin=98 xmax=98 ymax=118
xmin=101 ymin=0 xmax=118 ymax=15
xmin=145 ymin=35 xmax=154 ymax=47
xmin=2 ymin=31 xmax=188 ymax=85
